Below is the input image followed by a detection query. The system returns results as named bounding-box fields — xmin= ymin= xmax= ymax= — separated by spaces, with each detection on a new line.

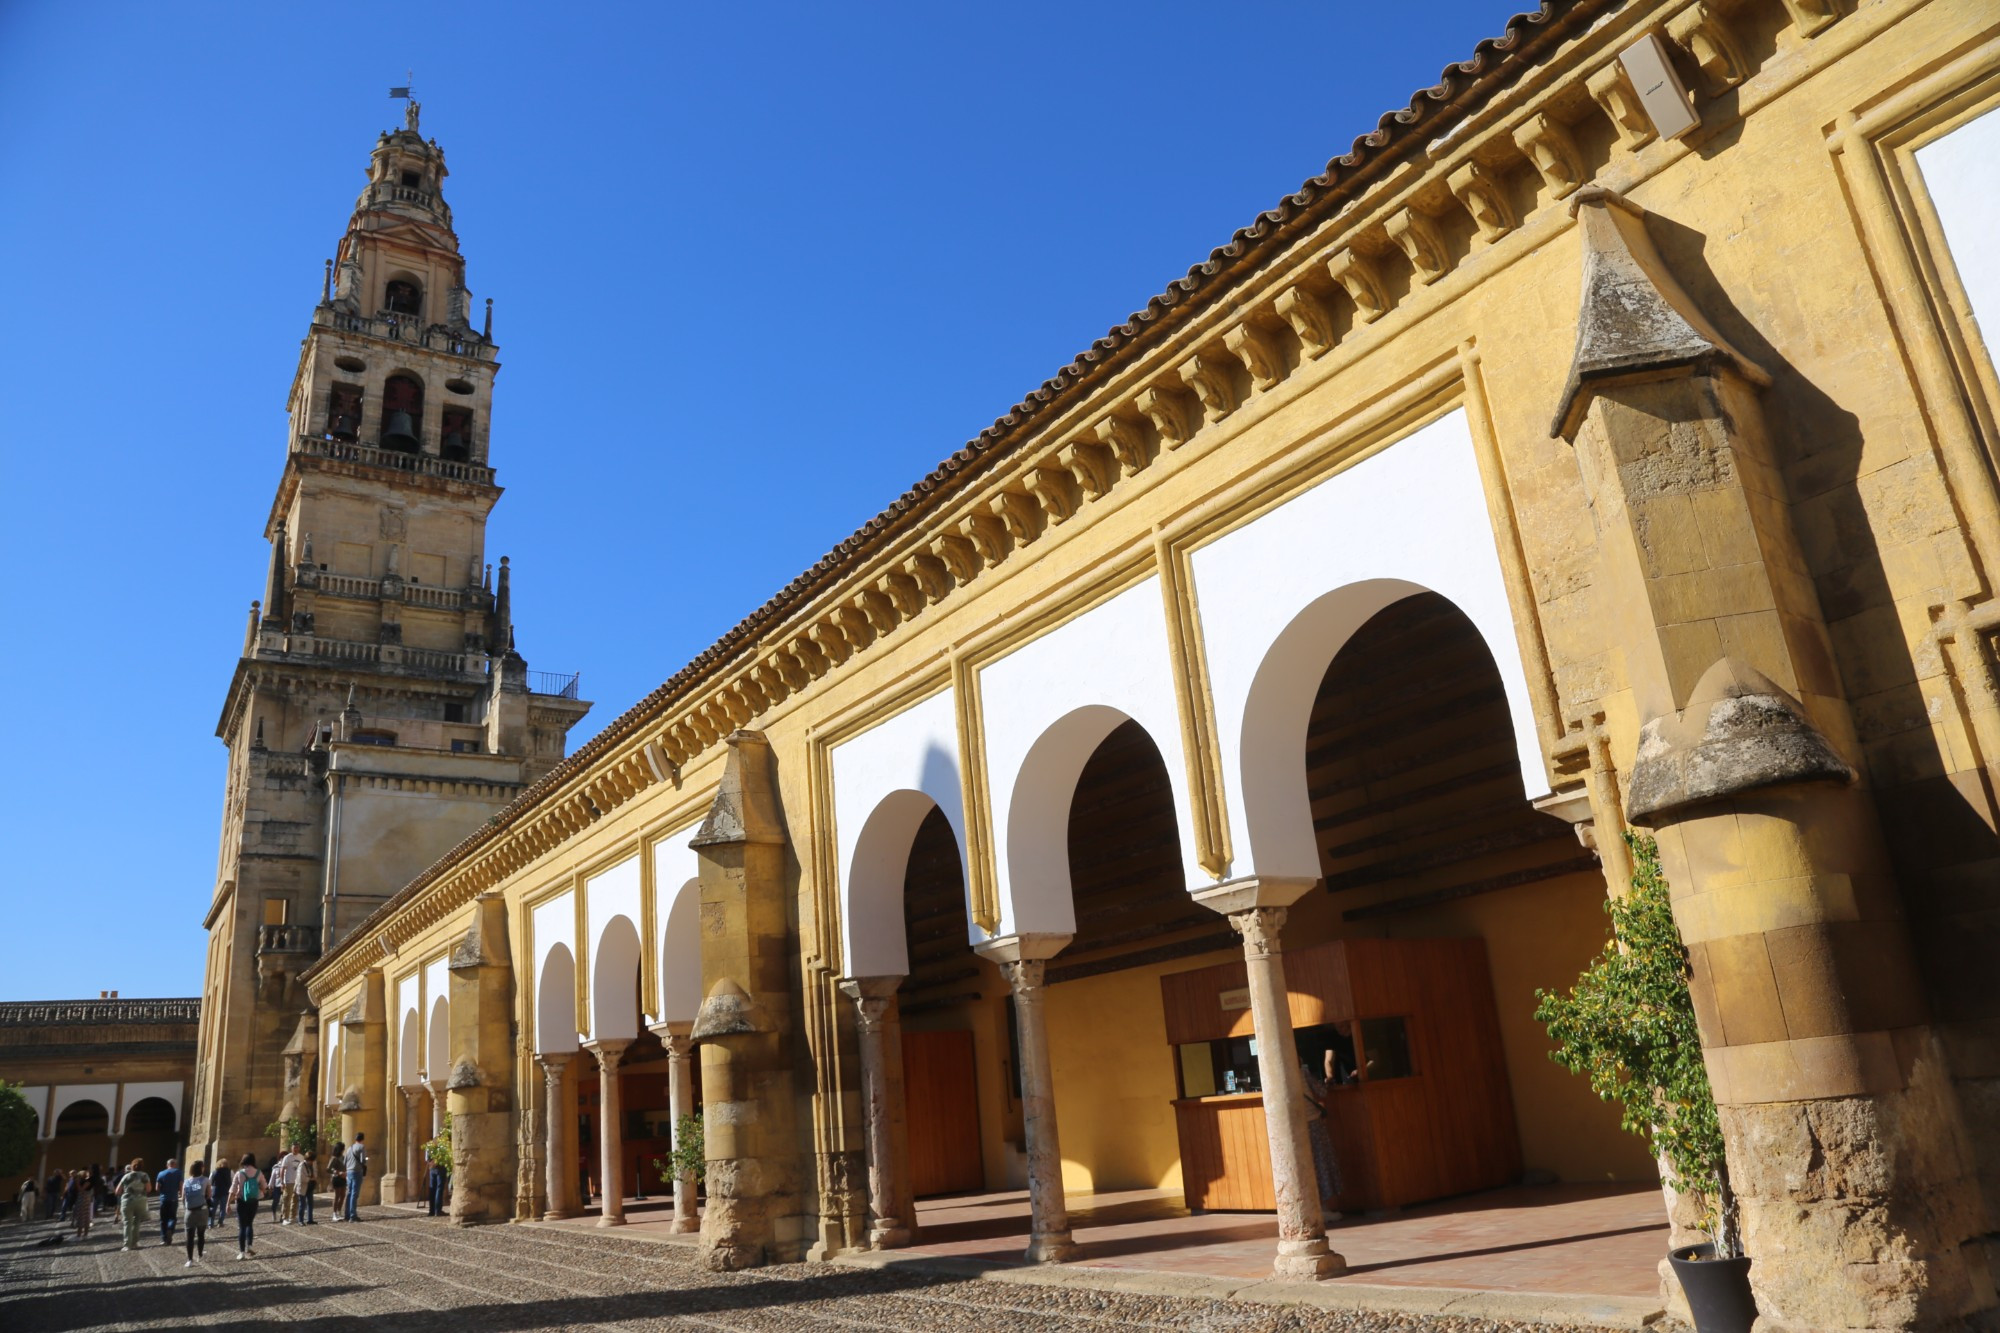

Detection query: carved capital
xmin=1178 ymin=352 xmax=1241 ymax=423
xmin=1223 ymin=322 xmax=1285 ymax=391
xmin=1512 ymin=113 xmax=1584 ymax=199
xmin=1447 ymin=160 xmax=1518 ymax=242
xmin=1326 ymin=248 xmax=1389 ymax=324
xmin=1386 ymin=207 xmax=1450 ymax=285
xmin=998 ymin=958 xmax=1048 ymax=994
xmin=1227 ymin=904 xmax=1289 ymax=958
xmin=584 ymin=1037 xmax=631 ymax=1074
xmin=1135 ymin=385 xmax=1199 ymax=449
xmin=1273 ymin=285 xmax=1335 ymax=358
xmin=1586 ymin=63 xmax=1655 ymax=150
xmin=1668 ymin=3 xmax=1747 ymax=94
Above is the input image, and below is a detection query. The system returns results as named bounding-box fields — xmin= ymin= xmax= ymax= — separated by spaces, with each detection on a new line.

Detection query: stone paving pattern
xmin=0 ymin=1206 xmax=1638 ymax=1333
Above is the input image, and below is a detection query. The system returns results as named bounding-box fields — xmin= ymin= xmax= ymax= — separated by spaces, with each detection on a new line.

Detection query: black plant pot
xmin=1669 ymin=1242 xmax=1757 ymax=1333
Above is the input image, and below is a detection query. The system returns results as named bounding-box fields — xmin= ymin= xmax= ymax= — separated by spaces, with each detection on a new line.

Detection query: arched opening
xmin=384 ymin=277 xmax=422 ymax=317
xmin=50 ymin=1099 xmax=111 ymax=1181
xmin=399 ymin=1010 xmax=421 ymax=1086
xmin=1213 ymin=591 xmax=1647 ymax=1213
xmin=123 ymin=1097 xmax=179 ymax=1174
xmin=326 ymin=381 xmax=364 ymax=442
xmin=537 ymin=945 xmax=578 ymax=1056
xmin=580 ymin=915 xmax=669 ymax=1218
xmin=381 ymin=374 xmax=424 ymax=453
xmin=428 ymin=996 xmax=450 ymax=1085
xmin=1040 ymin=718 xmax=1211 ymax=1202
xmin=440 ymin=406 xmax=473 ymax=461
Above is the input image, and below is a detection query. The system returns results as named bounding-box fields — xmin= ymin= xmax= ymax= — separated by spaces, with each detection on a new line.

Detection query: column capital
xmin=583 ymin=1036 xmax=632 ymax=1069
xmin=1228 ymin=905 xmax=1290 ymax=957
xmin=1192 ymin=875 xmax=1317 ymax=916
xmin=838 ymin=976 xmax=903 ymax=1034
xmin=972 ymin=931 xmax=1072 ymax=967
xmin=646 ymin=1020 xmax=696 ymax=1058
xmin=536 ymin=1051 xmax=572 ymax=1073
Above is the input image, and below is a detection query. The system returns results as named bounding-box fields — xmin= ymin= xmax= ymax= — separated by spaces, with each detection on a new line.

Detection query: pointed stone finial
xmin=690 ymin=731 xmax=786 ymax=848
xmin=483 ymin=297 xmax=493 ymax=340
xmin=322 ymin=259 xmax=333 ymax=303
xmin=253 ymin=718 xmax=267 ymax=750
xmin=1551 ymin=186 xmax=1768 ymax=440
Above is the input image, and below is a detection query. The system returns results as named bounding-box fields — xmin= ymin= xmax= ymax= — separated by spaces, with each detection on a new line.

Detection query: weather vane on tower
xmin=389 ymin=72 xmax=420 ymax=133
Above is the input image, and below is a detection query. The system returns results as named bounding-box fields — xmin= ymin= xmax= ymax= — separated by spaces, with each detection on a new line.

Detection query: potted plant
xmin=1535 ymin=833 xmax=1754 ymax=1333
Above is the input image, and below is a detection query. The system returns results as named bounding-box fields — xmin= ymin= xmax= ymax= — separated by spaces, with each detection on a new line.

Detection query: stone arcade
xmin=288 ymin=4 xmax=2000 ymax=1330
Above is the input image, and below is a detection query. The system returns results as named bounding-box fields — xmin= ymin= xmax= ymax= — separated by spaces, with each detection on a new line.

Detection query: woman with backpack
xmin=181 ymin=1160 xmax=211 ymax=1267
xmin=328 ymin=1141 xmax=346 ymax=1222
xmin=229 ymin=1154 xmax=264 ymax=1259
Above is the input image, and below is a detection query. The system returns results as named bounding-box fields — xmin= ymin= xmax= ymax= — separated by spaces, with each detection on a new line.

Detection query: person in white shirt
xmin=277 ymin=1149 xmax=301 ymax=1225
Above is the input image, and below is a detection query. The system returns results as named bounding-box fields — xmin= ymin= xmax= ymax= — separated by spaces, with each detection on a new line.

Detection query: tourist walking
xmin=229 ymin=1154 xmax=264 ymax=1259
xmin=155 ymin=1158 xmax=183 ymax=1246
xmin=59 ymin=1170 xmax=78 ymax=1223
xmin=208 ymin=1160 xmax=233 ymax=1224
xmin=342 ymin=1135 xmax=368 ymax=1221
xmin=44 ymin=1171 xmax=62 ymax=1218
xmin=181 ymin=1161 xmax=211 ymax=1266
xmin=329 ymin=1140 xmax=346 ymax=1222
xmin=277 ymin=1146 xmax=300 ymax=1225
xmin=115 ymin=1159 xmax=150 ymax=1251
xmin=15 ymin=1176 xmax=36 ymax=1222
xmin=297 ymin=1150 xmax=318 ymax=1224
xmin=68 ymin=1169 xmax=92 ymax=1239
xmin=426 ymin=1149 xmax=448 ymax=1217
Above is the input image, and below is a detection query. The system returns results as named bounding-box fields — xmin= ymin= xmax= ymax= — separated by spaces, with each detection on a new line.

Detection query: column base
xmin=869 ymin=1221 xmax=911 ymax=1249
xmin=597 ymin=1212 xmax=627 ymax=1228
xmin=1024 ymin=1232 xmax=1079 ymax=1264
xmin=1272 ymin=1237 xmax=1345 ymax=1281
xmin=541 ymin=1209 xmax=573 ymax=1221
xmin=669 ymin=1216 xmax=700 ymax=1235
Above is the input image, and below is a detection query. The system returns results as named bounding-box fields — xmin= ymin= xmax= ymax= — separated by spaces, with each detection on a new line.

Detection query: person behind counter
xmin=1300 ymin=1048 xmax=1344 ymax=1221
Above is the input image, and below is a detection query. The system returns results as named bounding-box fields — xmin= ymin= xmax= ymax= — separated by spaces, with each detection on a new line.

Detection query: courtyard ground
xmin=0 ymin=1204 xmax=1649 ymax=1333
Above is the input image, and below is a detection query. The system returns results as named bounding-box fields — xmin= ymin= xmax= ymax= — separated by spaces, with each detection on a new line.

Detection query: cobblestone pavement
xmin=0 ymin=1207 xmax=1627 ymax=1333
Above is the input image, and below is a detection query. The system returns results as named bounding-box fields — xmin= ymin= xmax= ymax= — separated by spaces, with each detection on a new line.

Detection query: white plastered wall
xmin=831 ymin=687 xmax=968 ymax=977
xmin=585 ymin=856 xmax=642 ymax=1042
xmin=119 ymin=1081 xmax=184 ymax=1132
xmin=395 ymin=973 xmax=421 ymax=1086
xmin=1918 ymin=106 xmax=2000 ymax=359
xmin=424 ymin=955 xmax=451 ymax=1078
xmin=980 ymin=576 xmax=1198 ymax=935
xmin=651 ymin=828 xmax=705 ymax=1025
xmin=48 ymin=1084 xmax=117 ymax=1131
xmin=322 ymin=1020 xmax=342 ymax=1107
xmin=1192 ymin=409 xmax=1545 ymax=881
xmin=531 ymin=889 xmax=578 ymax=1055
xmin=19 ymin=1086 xmax=48 ymax=1138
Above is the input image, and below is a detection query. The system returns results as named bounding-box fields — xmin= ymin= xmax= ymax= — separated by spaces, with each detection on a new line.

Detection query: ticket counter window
xmin=1359 ymin=1016 xmax=1415 ymax=1081
xmin=1175 ymin=1035 xmax=1260 ymax=1097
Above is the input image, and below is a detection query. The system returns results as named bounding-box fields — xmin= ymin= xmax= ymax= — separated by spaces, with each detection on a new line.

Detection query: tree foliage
xmin=0 ymin=1082 xmax=36 ymax=1178
xmin=1534 ymin=832 xmax=1738 ymax=1257
xmin=424 ymin=1117 xmax=452 ymax=1172
xmin=653 ymin=1111 xmax=705 ymax=1188
xmin=265 ymin=1116 xmax=338 ymax=1153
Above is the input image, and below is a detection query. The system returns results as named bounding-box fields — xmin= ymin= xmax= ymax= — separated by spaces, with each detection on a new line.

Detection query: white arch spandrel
xmin=1191 ymin=409 xmax=1546 ymax=882
xmin=831 ymin=688 xmax=968 ymax=977
xmin=120 ymin=1082 xmax=183 ymax=1133
xmin=424 ymin=955 xmax=451 ymax=1077
xmin=395 ymin=973 xmax=421 ymax=1085
xmin=322 ymin=1019 xmax=342 ymax=1107
xmin=586 ymin=855 xmax=642 ymax=1042
xmin=980 ymin=578 xmax=1198 ymax=935
xmin=531 ymin=889 xmax=578 ymax=1055
xmin=49 ymin=1084 xmax=117 ymax=1132
xmin=18 ymin=1086 xmax=47 ymax=1139
xmin=651 ymin=829 xmax=704 ymax=1026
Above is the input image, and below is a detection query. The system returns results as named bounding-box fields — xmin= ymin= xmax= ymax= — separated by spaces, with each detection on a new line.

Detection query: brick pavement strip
xmin=0 ymin=1208 xmax=1646 ymax=1333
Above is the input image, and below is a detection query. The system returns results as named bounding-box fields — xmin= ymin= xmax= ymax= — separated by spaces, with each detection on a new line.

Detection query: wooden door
xmin=902 ymin=1029 xmax=983 ymax=1197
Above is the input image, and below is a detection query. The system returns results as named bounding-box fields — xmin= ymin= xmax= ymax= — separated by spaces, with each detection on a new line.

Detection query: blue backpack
xmin=241 ymin=1172 xmax=261 ymax=1203
xmin=182 ymin=1176 xmax=207 ymax=1209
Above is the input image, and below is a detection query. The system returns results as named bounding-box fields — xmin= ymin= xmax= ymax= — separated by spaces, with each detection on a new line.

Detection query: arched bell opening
xmin=384 ymin=277 xmax=423 ymax=317
xmin=380 ymin=373 xmax=424 ymax=454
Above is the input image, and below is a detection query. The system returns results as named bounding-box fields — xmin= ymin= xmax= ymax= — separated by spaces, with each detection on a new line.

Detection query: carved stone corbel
xmin=904 ymin=552 xmax=952 ymax=605
xmin=856 ymin=588 xmax=900 ymax=637
xmin=1273 ymin=285 xmax=1335 ymax=358
xmin=1024 ymin=463 xmax=1081 ymax=521
xmin=1135 ymin=385 xmax=1199 ymax=449
xmin=1447 ymin=160 xmax=1519 ymax=241
xmin=1093 ymin=414 xmax=1153 ymax=475
xmin=1778 ymin=0 xmax=1843 ymax=36
xmin=833 ymin=603 xmax=875 ymax=652
xmin=1326 ymin=248 xmax=1390 ymax=324
xmin=807 ymin=617 xmax=854 ymax=667
xmin=930 ymin=532 xmax=981 ymax=584
xmin=1385 ymin=207 xmax=1450 ymax=284
xmin=1667 ymin=3 xmax=1747 ymax=94
xmin=959 ymin=510 xmax=1011 ymax=565
xmin=877 ymin=571 xmax=924 ymax=620
xmin=1178 ymin=352 xmax=1241 ymax=423
xmin=1223 ymin=322 xmax=1285 ymax=392
xmin=1512 ymin=113 xmax=1585 ymax=198
xmin=990 ymin=489 xmax=1045 ymax=546
xmin=1054 ymin=439 xmax=1116 ymax=499
xmin=1586 ymin=63 xmax=1655 ymax=150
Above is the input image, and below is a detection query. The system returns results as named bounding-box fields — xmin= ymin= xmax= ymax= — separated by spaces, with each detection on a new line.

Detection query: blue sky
xmin=0 ymin=1 xmax=1527 ymax=1000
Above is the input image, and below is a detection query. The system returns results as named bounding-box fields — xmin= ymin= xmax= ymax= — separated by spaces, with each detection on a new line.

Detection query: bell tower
xmin=190 ymin=104 xmax=592 ymax=1163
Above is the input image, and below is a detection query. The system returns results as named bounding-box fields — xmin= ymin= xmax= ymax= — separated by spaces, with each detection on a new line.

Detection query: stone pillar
xmin=585 ymin=1038 xmax=630 ymax=1226
xmin=690 ymin=731 xmax=806 ymax=1270
xmin=337 ymin=970 xmax=388 ymax=1205
xmin=838 ymin=977 xmax=911 ymax=1248
xmin=974 ymin=933 xmax=1077 ymax=1264
xmin=36 ymin=1139 xmax=51 ymax=1193
xmin=1194 ymin=879 xmax=1343 ymax=1280
xmin=445 ymin=891 xmax=519 ymax=1225
xmin=396 ymin=1086 xmax=424 ymax=1204
xmin=1554 ymin=188 xmax=1995 ymax=1330
xmin=647 ymin=1021 xmax=700 ymax=1234
xmin=107 ymin=1135 xmax=123 ymax=1171
xmin=428 ymin=1081 xmax=445 ymax=1138
xmin=539 ymin=1055 xmax=572 ymax=1220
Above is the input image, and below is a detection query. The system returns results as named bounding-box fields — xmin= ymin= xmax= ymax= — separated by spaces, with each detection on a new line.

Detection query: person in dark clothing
xmin=155 ymin=1159 xmax=184 ymax=1246
xmin=426 ymin=1155 xmax=448 ymax=1217
xmin=181 ymin=1161 xmax=211 ymax=1267
xmin=209 ymin=1161 xmax=233 ymax=1224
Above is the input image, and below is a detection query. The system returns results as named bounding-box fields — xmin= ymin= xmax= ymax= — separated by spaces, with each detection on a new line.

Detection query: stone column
xmin=647 ymin=1021 xmax=700 ymax=1234
xmin=1194 ymin=879 xmax=1343 ymax=1280
xmin=427 ymin=1080 xmax=445 ymax=1138
xmin=838 ymin=977 xmax=911 ymax=1248
xmin=974 ymin=933 xmax=1076 ymax=1264
xmin=401 ymin=1087 xmax=425 ymax=1204
xmin=584 ymin=1038 xmax=631 ymax=1226
xmin=1553 ymin=188 xmax=1993 ymax=1330
xmin=538 ymin=1055 xmax=572 ymax=1220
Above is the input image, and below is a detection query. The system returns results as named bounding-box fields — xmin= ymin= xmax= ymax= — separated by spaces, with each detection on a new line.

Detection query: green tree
xmin=1535 ymin=832 xmax=1738 ymax=1257
xmin=423 ymin=1118 xmax=453 ymax=1171
xmin=0 ymin=1082 xmax=36 ymax=1178
xmin=264 ymin=1116 xmax=338 ymax=1153
xmin=652 ymin=1111 xmax=704 ymax=1189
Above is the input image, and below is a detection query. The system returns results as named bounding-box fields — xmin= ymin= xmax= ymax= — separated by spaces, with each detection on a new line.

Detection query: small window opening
xmin=385 ymin=279 xmax=422 ymax=316
xmin=443 ymin=702 xmax=467 ymax=723
xmin=350 ymin=728 xmax=397 ymax=747
xmin=440 ymin=407 xmax=473 ymax=461
xmin=261 ymin=897 xmax=289 ymax=926
xmin=399 ymin=170 xmax=421 ymax=188
xmin=326 ymin=382 xmax=364 ymax=442
xmin=450 ymin=739 xmax=482 ymax=754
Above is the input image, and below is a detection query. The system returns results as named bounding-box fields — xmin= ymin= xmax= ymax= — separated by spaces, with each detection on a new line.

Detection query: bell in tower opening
xmin=381 ymin=373 xmax=423 ymax=453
